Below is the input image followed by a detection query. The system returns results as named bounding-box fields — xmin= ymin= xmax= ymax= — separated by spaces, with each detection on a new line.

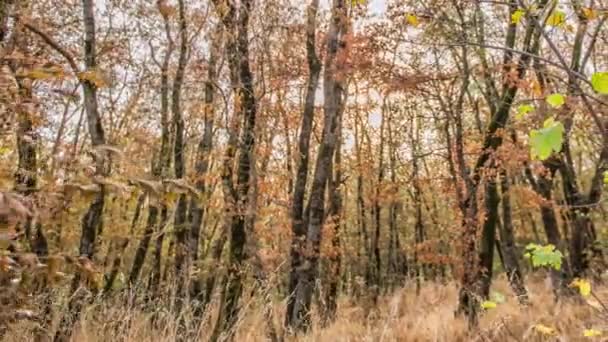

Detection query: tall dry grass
xmin=5 ymin=275 xmax=607 ymax=341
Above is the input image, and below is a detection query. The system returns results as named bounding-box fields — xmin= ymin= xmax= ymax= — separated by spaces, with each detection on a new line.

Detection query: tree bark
xmin=477 ymin=178 xmax=499 ymax=299
xmin=104 ymin=194 xmax=144 ymax=294
xmin=497 ymin=172 xmax=528 ymax=303
xmin=129 ymin=1 xmax=175 ymax=290
xmin=457 ymin=1 xmax=547 ymax=323
xmin=290 ymin=0 xmax=347 ymax=331
xmin=371 ymin=103 xmax=385 ymax=299
xmin=526 ymin=164 xmax=573 ymax=295
xmin=285 ymin=0 xmax=321 ymax=327
xmin=55 ymin=1 xmax=106 ymax=340
xmin=322 ymin=82 xmax=344 ymax=326
xmin=189 ymin=23 xmax=221 ymax=314
xmin=210 ymin=0 xmax=258 ymax=339
xmin=172 ymin=0 xmax=189 ymax=308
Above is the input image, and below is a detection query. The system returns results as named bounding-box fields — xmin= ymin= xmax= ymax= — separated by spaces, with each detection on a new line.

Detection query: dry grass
xmin=5 ymin=276 xmax=607 ymax=341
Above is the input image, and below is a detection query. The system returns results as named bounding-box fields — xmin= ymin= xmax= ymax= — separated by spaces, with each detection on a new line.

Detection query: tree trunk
xmin=104 ymin=193 xmax=145 ymax=294
xmin=477 ymin=178 xmax=499 ymax=300
xmin=285 ymin=0 xmax=321 ymax=328
xmin=189 ymin=22 xmax=221 ymax=315
xmin=353 ymin=113 xmax=370 ymax=290
xmin=371 ymin=104 xmax=384 ymax=299
xmin=13 ymin=65 xmax=48 ymax=256
xmin=498 ymin=172 xmax=528 ymax=303
xmin=457 ymin=2 xmax=546 ymax=323
xmin=322 ymin=83 xmax=344 ymax=326
xmin=526 ymin=165 xmax=572 ymax=295
xmin=129 ymin=1 xmax=175 ymax=290
xmin=172 ymin=0 xmax=189 ymax=309
xmin=411 ymin=113 xmax=424 ymax=295
xmin=128 ymin=197 xmax=157 ymax=287
xmin=55 ymin=1 xmax=106 ymax=340
xmin=290 ymin=0 xmax=347 ymax=331
xmin=210 ymin=0 xmax=258 ymax=339
xmin=150 ymin=206 xmax=169 ymax=297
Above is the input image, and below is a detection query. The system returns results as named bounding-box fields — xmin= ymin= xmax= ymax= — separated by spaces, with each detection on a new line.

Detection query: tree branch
xmin=21 ymin=20 xmax=80 ymax=74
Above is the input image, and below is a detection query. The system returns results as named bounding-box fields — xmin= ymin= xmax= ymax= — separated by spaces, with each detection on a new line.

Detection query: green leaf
xmin=525 ymin=243 xmax=563 ymax=270
xmin=511 ymin=9 xmax=525 ymax=24
xmin=516 ymin=104 xmax=534 ymax=120
xmin=603 ymin=171 xmax=608 ymax=185
xmin=546 ymin=93 xmax=565 ymax=108
xmin=481 ymin=300 xmax=497 ymax=309
xmin=591 ymin=72 xmax=608 ymax=94
xmin=530 ymin=118 xmax=564 ymax=160
xmin=547 ymin=10 xmax=566 ymax=26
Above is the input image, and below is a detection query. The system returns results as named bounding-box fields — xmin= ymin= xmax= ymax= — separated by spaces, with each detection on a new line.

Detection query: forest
xmin=0 ymin=0 xmax=607 ymax=340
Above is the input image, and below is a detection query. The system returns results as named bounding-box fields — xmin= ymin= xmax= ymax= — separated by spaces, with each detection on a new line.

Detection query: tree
xmin=289 ymin=0 xmax=348 ymax=331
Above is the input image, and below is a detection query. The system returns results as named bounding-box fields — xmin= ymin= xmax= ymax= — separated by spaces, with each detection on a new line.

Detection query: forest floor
xmin=6 ymin=276 xmax=607 ymax=341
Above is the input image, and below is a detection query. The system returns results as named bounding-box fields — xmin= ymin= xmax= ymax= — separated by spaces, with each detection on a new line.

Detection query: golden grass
xmin=5 ymin=276 xmax=607 ymax=341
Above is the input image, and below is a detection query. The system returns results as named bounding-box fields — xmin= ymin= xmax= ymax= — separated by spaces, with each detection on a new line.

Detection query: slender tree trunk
xmin=386 ymin=111 xmax=403 ymax=287
xmin=498 ymin=172 xmax=528 ymax=303
xmin=150 ymin=206 xmax=169 ymax=297
xmin=189 ymin=23 xmax=220 ymax=315
xmin=526 ymin=165 xmax=572 ymax=295
xmin=371 ymin=104 xmax=384 ymax=299
xmin=172 ymin=0 xmax=189 ymax=309
xmin=457 ymin=3 xmax=546 ymax=323
xmin=322 ymin=84 xmax=344 ymax=326
xmin=411 ymin=113 xmax=424 ymax=295
xmin=353 ymin=114 xmax=370 ymax=290
xmin=290 ymin=0 xmax=347 ymax=331
xmin=211 ymin=0 xmax=258 ymax=339
xmin=129 ymin=1 xmax=174 ymax=290
xmin=129 ymin=196 xmax=157 ymax=287
xmin=55 ymin=1 xmax=106 ymax=340
xmin=104 ymin=193 xmax=145 ymax=294
xmin=477 ymin=178 xmax=499 ymax=299
xmin=560 ymin=6 xmax=605 ymax=278
xmin=13 ymin=67 xmax=48 ymax=256
xmin=285 ymin=0 xmax=321 ymax=328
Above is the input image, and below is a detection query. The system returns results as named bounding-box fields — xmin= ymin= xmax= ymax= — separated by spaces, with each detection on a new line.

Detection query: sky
xmin=318 ymin=0 xmax=387 ymax=14
xmin=369 ymin=0 xmax=387 ymax=14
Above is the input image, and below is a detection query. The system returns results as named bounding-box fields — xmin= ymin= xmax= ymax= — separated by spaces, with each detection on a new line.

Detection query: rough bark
xmin=322 ymin=83 xmax=344 ymax=326
xmin=411 ymin=113 xmax=424 ymax=295
xmin=104 ymin=194 xmax=145 ymax=294
xmin=128 ymin=195 xmax=156 ymax=288
xmin=354 ymin=112 xmax=370 ymax=290
xmin=172 ymin=0 xmax=189 ymax=307
xmin=189 ymin=23 xmax=221 ymax=313
xmin=526 ymin=164 xmax=573 ymax=295
xmin=129 ymin=1 xmax=175 ymax=290
xmin=55 ymin=1 xmax=106 ymax=340
xmin=457 ymin=1 xmax=547 ymax=323
xmin=558 ymin=5 xmax=606 ymax=278
xmin=371 ymin=104 xmax=384 ymax=299
xmin=210 ymin=0 xmax=258 ymax=339
xmin=477 ymin=178 xmax=499 ymax=299
xmin=290 ymin=0 xmax=347 ymax=331
xmin=497 ymin=172 xmax=528 ymax=303
xmin=285 ymin=0 xmax=321 ymax=328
